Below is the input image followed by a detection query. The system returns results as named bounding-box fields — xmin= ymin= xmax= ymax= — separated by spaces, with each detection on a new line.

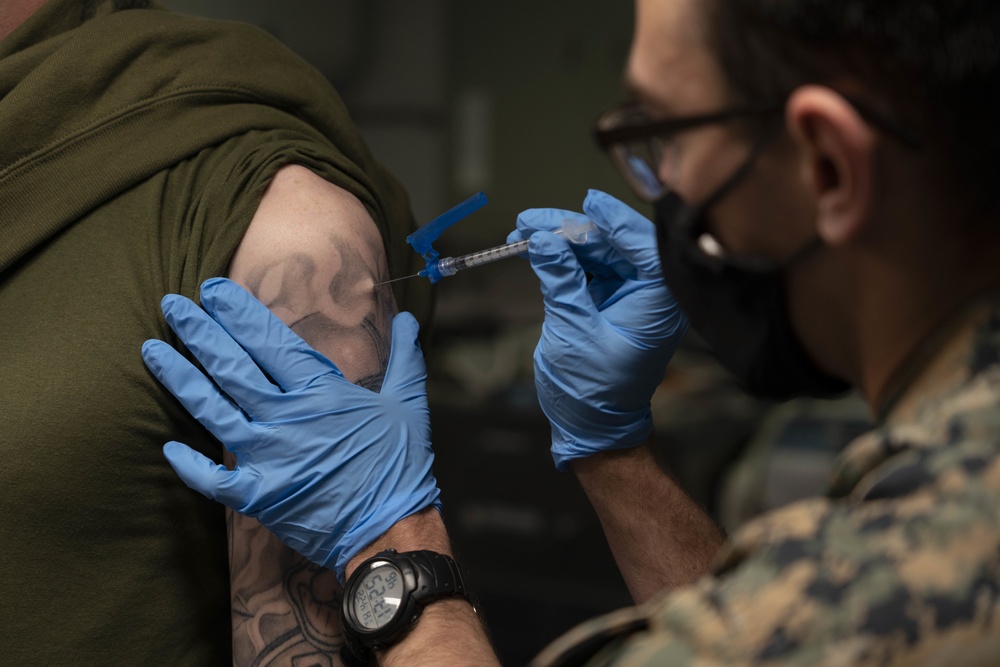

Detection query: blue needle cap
xmin=405 ymin=192 xmax=488 ymax=283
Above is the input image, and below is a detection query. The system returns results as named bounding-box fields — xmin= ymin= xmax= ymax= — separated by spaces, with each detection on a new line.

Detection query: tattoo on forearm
xmin=227 ymin=506 xmax=344 ymax=666
xmin=285 ymin=560 xmax=342 ymax=653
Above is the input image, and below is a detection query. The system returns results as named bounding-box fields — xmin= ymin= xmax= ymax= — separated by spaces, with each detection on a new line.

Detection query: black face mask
xmin=653 ymin=171 xmax=850 ymax=401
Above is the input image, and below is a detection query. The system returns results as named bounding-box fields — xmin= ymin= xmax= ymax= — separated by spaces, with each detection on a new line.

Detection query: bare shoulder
xmin=228 ymin=163 xmax=396 ymax=389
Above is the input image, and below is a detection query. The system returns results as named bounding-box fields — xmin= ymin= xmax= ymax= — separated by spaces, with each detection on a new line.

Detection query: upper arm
xmin=228 ymin=163 xmax=397 ymax=389
xmin=222 ymin=163 xmax=400 ymax=665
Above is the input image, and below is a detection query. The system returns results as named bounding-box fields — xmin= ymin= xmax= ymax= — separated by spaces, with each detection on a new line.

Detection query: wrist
xmin=550 ymin=416 xmax=653 ymax=471
xmin=376 ymin=598 xmax=494 ymax=667
xmin=344 ymin=507 xmax=451 ymax=581
xmin=341 ymin=517 xmax=492 ymax=666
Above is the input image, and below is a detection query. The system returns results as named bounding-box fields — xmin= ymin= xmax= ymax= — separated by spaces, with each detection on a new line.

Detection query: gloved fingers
xmin=515 ymin=207 xmax=589 ymax=236
xmin=506 ymin=229 xmax=526 ymax=246
xmin=528 ymin=231 xmax=601 ymax=333
xmin=515 ymin=207 xmax=624 ymax=279
xmin=199 ymin=278 xmax=345 ymax=391
xmin=381 ymin=312 xmax=428 ymax=394
xmin=162 ymin=441 xmax=251 ymax=509
xmin=159 ymin=293 xmax=281 ymax=413
xmin=587 ymin=274 xmax=627 ymax=311
xmin=142 ymin=340 xmax=257 ymax=449
xmin=582 ymin=189 xmax=662 ymax=280
xmin=597 ymin=277 xmax=689 ymax=348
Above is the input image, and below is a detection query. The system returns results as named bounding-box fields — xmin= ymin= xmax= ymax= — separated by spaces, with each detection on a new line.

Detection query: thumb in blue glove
xmin=141 ymin=277 xmax=440 ymax=581
xmin=517 ymin=190 xmax=689 ymax=470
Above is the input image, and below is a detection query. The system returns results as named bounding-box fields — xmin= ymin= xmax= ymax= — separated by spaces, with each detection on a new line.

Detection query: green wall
xmin=447 ymin=1 xmax=641 ymax=250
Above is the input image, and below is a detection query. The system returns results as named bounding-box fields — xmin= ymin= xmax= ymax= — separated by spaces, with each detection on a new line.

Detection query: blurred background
xmin=166 ymin=1 xmax=873 ymax=663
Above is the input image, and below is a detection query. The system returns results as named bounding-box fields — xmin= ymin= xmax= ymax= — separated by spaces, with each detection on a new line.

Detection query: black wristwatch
xmin=340 ymin=549 xmax=468 ymax=664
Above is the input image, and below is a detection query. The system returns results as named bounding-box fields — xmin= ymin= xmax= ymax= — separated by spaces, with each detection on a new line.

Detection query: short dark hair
xmin=705 ymin=0 xmax=1000 ymax=214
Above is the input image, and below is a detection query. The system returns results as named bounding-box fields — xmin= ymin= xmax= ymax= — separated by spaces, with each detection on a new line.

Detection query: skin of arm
xmin=570 ymin=443 xmax=726 ymax=605
xmin=224 ymin=164 xmax=397 ymax=666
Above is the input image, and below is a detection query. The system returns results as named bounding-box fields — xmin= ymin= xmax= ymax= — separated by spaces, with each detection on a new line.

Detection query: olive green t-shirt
xmin=0 ymin=1 xmax=430 ymax=663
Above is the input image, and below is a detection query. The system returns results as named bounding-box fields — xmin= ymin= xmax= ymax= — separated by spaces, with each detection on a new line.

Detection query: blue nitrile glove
xmin=508 ymin=189 xmax=689 ymax=470
xmin=141 ymin=278 xmax=440 ymax=581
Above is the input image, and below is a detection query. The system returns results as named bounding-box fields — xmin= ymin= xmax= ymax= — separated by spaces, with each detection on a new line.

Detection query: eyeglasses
xmin=594 ymin=101 xmax=782 ymax=202
xmin=593 ymin=97 xmax=922 ymax=203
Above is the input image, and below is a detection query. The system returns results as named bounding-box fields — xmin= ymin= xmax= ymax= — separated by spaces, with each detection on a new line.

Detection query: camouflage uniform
xmin=534 ymin=298 xmax=1000 ymax=666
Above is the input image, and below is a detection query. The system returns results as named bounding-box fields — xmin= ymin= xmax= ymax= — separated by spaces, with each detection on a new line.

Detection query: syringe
xmin=377 ymin=219 xmax=596 ymax=286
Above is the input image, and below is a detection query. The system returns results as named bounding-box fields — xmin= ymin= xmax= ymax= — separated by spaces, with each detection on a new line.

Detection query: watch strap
xmin=405 ymin=550 xmax=467 ymax=607
xmin=340 ymin=642 xmax=375 ymax=667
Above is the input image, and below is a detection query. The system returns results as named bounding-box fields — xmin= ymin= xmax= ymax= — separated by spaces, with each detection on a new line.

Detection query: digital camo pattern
xmin=535 ymin=299 xmax=1000 ymax=666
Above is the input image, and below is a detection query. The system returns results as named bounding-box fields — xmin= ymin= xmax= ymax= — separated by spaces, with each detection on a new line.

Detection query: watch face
xmin=351 ymin=562 xmax=403 ymax=630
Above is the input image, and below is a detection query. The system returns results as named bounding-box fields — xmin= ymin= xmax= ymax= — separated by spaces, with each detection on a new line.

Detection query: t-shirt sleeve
xmin=155 ymin=128 xmax=432 ymax=325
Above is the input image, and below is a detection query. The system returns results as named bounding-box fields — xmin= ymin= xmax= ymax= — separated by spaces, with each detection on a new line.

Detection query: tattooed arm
xmin=224 ymin=164 xmax=396 ymax=666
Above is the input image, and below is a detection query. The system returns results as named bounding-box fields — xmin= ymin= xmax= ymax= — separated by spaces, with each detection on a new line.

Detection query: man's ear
xmin=785 ymin=86 xmax=876 ymax=246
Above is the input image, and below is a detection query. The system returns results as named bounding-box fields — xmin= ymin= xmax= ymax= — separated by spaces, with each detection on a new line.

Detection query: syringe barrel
xmin=453 ymin=238 xmax=530 ymax=272
xmin=433 ymin=222 xmax=594 ymax=279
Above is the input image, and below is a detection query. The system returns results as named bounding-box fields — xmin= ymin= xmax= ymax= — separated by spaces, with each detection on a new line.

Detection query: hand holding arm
xmin=144 ymin=277 xmax=499 ymax=665
xmin=142 ymin=277 xmax=439 ymax=580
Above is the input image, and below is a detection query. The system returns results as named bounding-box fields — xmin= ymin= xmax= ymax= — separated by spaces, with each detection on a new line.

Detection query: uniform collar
xmin=828 ymin=294 xmax=1000 ymax=498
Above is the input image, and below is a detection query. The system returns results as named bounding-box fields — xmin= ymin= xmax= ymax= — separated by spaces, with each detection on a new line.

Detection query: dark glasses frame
xmin=593 ymin=94 xmax=923 ymax=201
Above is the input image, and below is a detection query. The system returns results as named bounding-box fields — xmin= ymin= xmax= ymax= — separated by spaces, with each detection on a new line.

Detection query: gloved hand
xmin=141 ymin=277 xmax=440 ymax=581
xmin=509 ymin=189 xmax=689 ymax=470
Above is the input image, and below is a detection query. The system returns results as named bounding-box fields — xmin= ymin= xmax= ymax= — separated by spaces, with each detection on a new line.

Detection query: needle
xmin=373 ymin=273 xmax=420 ymax=287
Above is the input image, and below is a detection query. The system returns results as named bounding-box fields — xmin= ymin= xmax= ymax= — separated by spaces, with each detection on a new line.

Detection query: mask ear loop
xmin=680 ymin=120 xmax=822 ymax=274
xmin=695 ymin=123 xmax=782 ymax=214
